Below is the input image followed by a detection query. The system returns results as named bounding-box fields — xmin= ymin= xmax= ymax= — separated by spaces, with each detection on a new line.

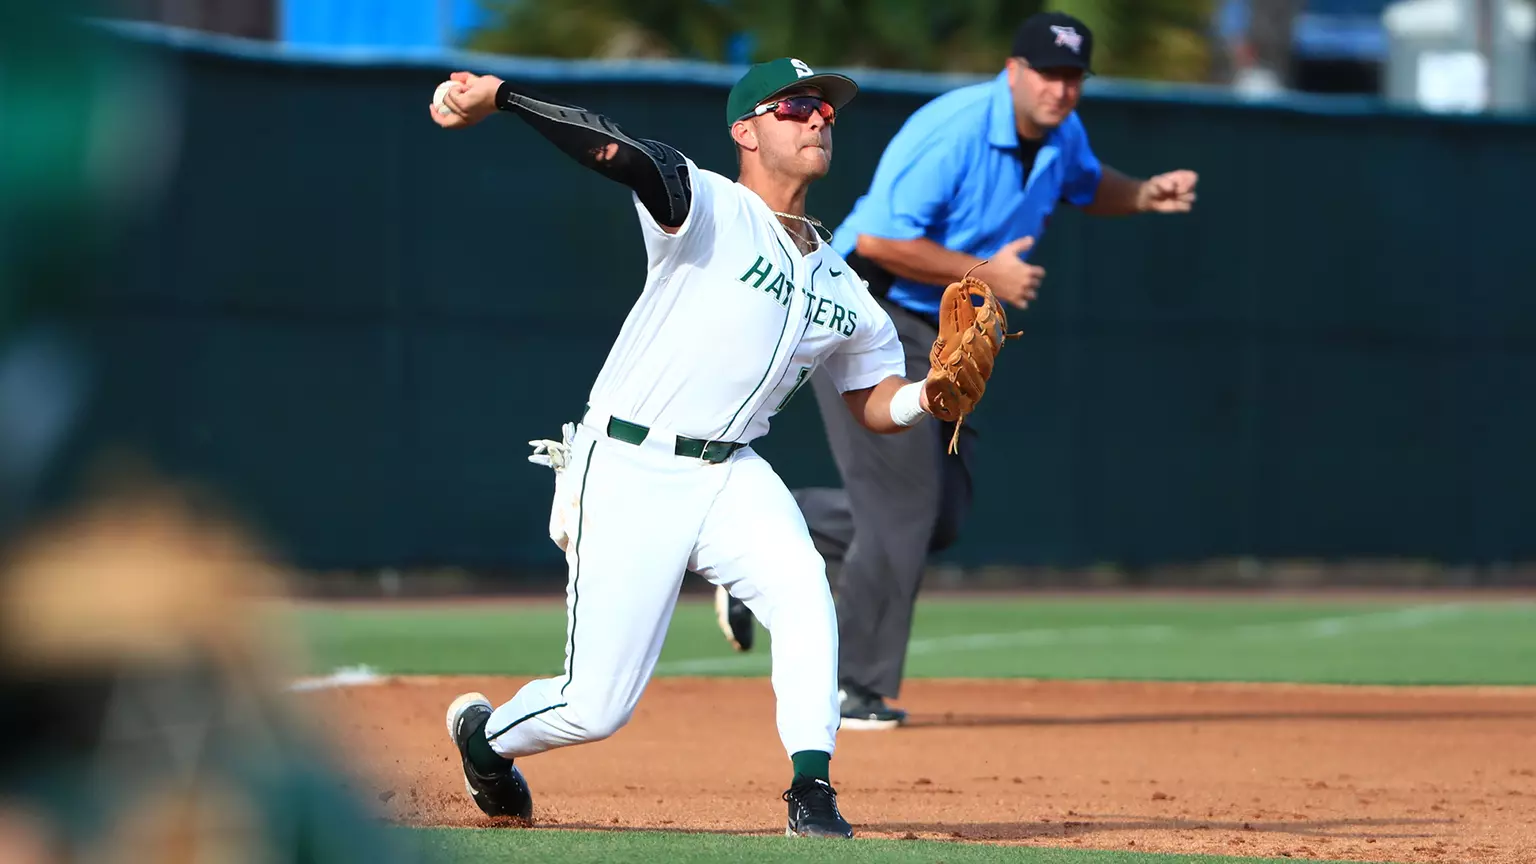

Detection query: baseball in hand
xmin=433 ymin=81 xmax=457 ymax=115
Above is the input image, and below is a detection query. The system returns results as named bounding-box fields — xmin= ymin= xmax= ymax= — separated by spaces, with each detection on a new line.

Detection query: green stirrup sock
xmin=791 ymin=750 xmax=830 ymax=785
xmin=466 ymin=716 xmax=511 ymax=775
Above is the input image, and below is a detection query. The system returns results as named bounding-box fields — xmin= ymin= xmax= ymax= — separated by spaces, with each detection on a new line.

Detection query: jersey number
xmin=775 ymin=366 xmax=812 ymax=412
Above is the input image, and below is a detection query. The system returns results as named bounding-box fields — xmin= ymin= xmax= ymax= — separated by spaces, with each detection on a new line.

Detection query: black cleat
xmin=783 ymin=777 xmax=855 ymax=838
xmin=445 ymin=692 xmax=534 ymax=820
xmin=839 ymin=683 xmax=907 ymax=730
xmin=715 ymin=585 xmax=755 ymax=652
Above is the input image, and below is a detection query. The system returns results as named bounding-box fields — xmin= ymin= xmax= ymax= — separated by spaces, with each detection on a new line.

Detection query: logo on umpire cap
xmin=1051 ymin=25 xmax=1083 ymax=53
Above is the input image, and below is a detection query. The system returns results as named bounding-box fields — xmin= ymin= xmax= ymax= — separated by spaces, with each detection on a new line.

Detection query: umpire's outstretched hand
xmin=1137 ymin=170 xmax=1199 ymax=213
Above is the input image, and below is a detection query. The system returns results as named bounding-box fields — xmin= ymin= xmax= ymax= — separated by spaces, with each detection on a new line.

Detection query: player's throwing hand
xmin=429 ymin=71 xmax=502 ymax=129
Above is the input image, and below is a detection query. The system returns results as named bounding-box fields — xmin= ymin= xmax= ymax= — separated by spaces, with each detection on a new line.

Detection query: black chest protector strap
xmin=495 ymin=81 xmax=692 ymax=229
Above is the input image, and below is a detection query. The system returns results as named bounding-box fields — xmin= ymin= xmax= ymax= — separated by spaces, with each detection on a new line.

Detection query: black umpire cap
xmin=1012 ymin=11 xmax=1094 ymax=73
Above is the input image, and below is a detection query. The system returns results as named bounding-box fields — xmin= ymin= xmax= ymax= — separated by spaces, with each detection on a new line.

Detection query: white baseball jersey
xmin=584 ymin=157 xmax=905 ymax=444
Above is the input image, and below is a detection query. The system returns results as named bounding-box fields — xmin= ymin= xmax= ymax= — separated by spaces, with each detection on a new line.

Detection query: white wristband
xmin=889 ymin=381 xmax=927 ymax=427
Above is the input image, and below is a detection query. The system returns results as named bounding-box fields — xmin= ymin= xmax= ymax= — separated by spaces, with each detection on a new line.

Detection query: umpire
xmin=718 ymin=11 xmax=1199 ymax=728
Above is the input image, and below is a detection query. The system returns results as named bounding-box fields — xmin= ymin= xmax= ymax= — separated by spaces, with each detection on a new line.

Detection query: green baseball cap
xmin=725 ymin=57 xmax=858 ymax=126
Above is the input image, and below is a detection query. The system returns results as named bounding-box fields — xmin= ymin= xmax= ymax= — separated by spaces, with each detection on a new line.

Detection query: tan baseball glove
xmin=923 ymin=268 xmax=1020 ymax=453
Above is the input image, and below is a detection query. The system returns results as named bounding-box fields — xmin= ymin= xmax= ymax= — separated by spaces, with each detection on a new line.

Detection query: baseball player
xmin=717 ymin=12 xmax=1200 ymax=729
xmin=426 ymin=58 xmax=1010 ymax=838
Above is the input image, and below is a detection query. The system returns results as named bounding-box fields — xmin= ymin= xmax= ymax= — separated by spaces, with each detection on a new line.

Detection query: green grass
xmin=283 ymin=595 xmax=1536 ymax=686
xmin=397 ymin=827 xmax=1372 ymax=864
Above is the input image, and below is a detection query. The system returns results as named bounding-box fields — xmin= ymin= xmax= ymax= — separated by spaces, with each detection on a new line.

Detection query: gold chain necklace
xmin=772 ymin=210 xmax=833 ymax=245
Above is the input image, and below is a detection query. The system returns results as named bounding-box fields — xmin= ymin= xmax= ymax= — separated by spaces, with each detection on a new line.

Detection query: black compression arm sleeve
xmin=494 ymin=81 xmax=692 ymax=228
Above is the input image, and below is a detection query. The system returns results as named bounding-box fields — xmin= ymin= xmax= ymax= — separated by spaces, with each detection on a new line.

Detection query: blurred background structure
xmin=102 ymin=0 xmax=1536 ymax=106
xmin=7 ymin=0 xmax=1536 ymax=599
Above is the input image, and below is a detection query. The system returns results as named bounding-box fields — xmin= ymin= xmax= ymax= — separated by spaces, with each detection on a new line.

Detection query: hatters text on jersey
xmin=739 ymin=254 xmax=858 ymax=337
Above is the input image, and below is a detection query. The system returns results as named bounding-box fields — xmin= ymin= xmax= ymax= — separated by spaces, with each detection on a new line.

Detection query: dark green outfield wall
xmin=63 ymin=24 xmax=1536 ymax=573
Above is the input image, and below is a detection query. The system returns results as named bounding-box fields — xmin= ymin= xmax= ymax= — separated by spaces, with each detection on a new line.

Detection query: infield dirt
xmin=295 ymin=675 xmax=1536 ymax=862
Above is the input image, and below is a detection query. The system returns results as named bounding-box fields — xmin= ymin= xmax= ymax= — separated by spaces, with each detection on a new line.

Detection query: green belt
xmin=605 ymin=416 xmax=745 ymax=464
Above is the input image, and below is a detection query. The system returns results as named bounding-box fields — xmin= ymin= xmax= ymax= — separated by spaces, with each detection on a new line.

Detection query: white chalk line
xmin=650 ymin=604 xmax=1475 ymax=675
xmin=286 ymin=664 xmax=385 ymax=692
xmin=283 ymin=604 xmax=1490 ymax=683
xmin=1230 ymin=603 xmax=1474 ymax=639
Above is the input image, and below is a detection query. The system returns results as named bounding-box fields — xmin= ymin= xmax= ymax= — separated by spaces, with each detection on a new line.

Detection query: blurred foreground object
xmin=0 ymin=478 xmax=410 ymax=864
xmin=2 ymin=3 xmax=416 ymax=860
xmin=1 ymin=0 xmax=176 ymax=544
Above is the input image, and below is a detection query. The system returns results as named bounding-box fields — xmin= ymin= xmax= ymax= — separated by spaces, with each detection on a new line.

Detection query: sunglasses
xmin=746 ymin=95 xmax=836 ymax=125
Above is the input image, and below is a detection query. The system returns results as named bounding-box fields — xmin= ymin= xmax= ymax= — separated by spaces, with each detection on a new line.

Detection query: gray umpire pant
xmin=793 ymin=298 xmax=977 ymax=701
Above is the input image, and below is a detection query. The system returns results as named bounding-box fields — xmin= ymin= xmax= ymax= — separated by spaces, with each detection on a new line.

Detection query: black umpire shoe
xmin=839 ymin=682 xmax=908 ymax=730
xmin=715 ymin=585 xmax=755 ymax=652
xmin=783 ymin=777 xmax=855 ymax=838
xmin=445 ymin=692 xmax=534 ymax=820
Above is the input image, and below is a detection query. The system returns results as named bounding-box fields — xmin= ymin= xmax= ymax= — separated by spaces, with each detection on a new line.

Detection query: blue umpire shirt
xmin=831 ymin=68 xmax=1105 ymax=320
